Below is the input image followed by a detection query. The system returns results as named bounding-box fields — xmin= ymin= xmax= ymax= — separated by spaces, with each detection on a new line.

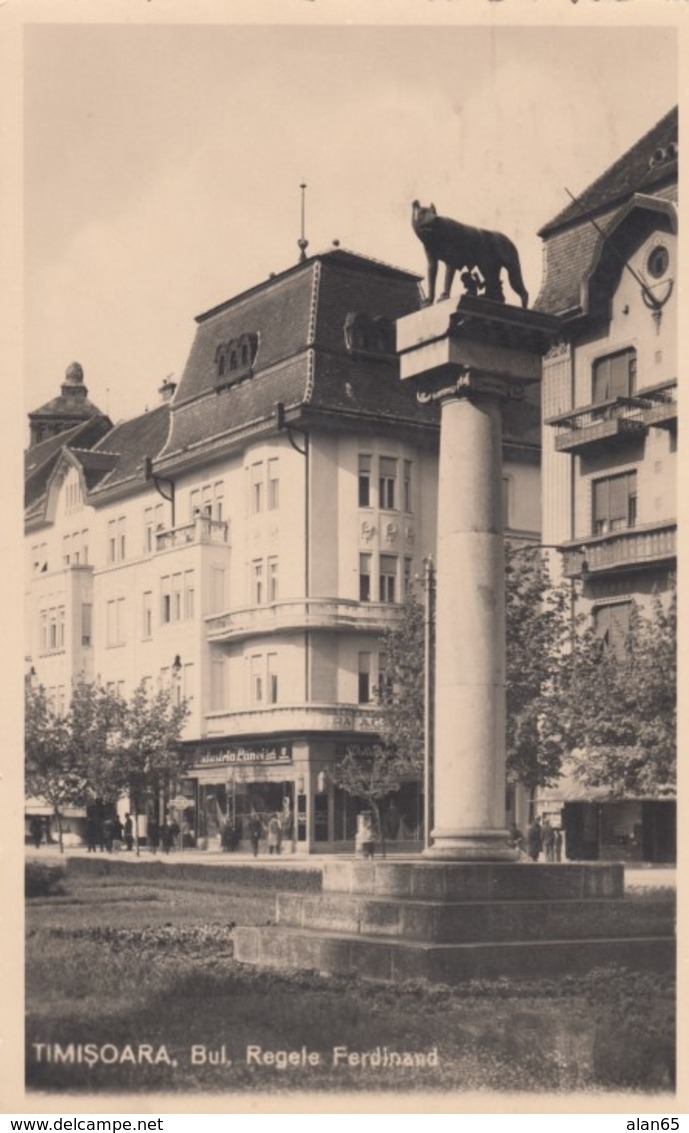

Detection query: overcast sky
xmin=24 ymin=23 xmax=677 ymax=425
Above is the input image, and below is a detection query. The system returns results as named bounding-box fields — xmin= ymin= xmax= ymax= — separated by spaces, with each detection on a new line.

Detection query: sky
xmin=24 ymin=22 xmax=677 ymax=426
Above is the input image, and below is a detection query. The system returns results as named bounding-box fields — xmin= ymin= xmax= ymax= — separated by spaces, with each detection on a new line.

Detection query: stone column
xmin=422 ymin=372 xmax=515 ymax=860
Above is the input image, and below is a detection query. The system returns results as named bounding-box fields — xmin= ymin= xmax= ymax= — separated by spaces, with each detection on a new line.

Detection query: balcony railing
xmin=155 ymin=515 xmax=229 ymax=552
xmin=548 ymin=397 xmax=649 ymax=454
xmin=205 ymin=598 xmax=403 ymax=641
xmin=561 ymin=522 xmax=676 ymax=578
xmin=548 ymin=380 xmax=677 ymax=454
xmin=204 ymin=703 xmax=383 ymax=738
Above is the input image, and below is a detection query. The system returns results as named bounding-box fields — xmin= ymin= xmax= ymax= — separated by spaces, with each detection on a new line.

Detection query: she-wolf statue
xmin=411 ymin=200 xmax=529 ymax=309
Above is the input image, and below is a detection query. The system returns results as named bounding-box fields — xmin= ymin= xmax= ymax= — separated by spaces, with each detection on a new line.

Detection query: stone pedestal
xmin=233 ymin=296 xmax=675 ymax=985
xmin=233 ymin=860 xmax=675 ymax=982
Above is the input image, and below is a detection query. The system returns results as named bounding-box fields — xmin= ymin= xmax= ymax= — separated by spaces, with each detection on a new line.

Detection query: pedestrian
xmin=553 ymin=826 xmax=563 ymax=863
xmin=111 ymin=816 xmax=123 ymax=851
xmin=542 ymin=817 xmax=555 ymax=863
xmin=123 ymin=813 xmax=134 ymax=852
xmin=526 ymin=816 xmax=543 ymax=862
xmin=248 ymin=813 xmax=262 ymax=858
xmin=29 ymin=815 xmax=43 ymax=849
xmin=508 ymin=823 xmax=525 ymax=854
xmin=147 ymin=817 xmax=160 ymax=854
xmin=267 ymin=813 xmax=282 ymax=855
xmin=86 ymin=815 xmax=98 ymax=852
xmin=103 ymin=817 xmax=114 ymax=853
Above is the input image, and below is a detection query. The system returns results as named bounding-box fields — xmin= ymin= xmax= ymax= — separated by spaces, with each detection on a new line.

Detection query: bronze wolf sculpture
xmin=411 ymin=200 xmax=529 ymax=308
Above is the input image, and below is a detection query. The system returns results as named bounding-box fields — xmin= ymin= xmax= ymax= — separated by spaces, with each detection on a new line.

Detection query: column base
xmin=423 ymin=828 xmax=519 ymax=862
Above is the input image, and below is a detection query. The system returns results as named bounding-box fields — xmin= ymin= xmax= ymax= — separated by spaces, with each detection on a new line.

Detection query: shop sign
xmin=196 ymin=743 xmax=293 ymax=767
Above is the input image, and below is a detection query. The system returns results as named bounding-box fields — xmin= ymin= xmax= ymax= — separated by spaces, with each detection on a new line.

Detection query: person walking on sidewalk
xmin=248 ymin=813 xmax=263 ymax=858
xmin=526 ymin=816 xmax=543 ymax=863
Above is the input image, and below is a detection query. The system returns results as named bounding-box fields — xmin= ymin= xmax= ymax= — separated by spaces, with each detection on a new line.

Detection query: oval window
xmin=647 ymin=245 xmax=669 ymax=279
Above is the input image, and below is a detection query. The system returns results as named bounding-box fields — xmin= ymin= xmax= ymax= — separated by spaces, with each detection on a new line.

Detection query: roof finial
xmin=297 ymin=182 xmax=309 ymax=262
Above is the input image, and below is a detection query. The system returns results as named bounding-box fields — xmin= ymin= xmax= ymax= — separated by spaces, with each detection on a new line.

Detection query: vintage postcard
xmin=2 ymin=0 xmax=685 ymax=1118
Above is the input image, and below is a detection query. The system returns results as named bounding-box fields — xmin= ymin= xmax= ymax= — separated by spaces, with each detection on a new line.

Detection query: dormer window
xmin=215 ymin=333 xmax=259 ymax=389
xmin=344 ymin=313 xmax=395 ymax=358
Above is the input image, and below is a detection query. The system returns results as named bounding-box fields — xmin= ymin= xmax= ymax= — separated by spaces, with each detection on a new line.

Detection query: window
xmin=189 ymin=489 xmax=200 ymax=521
xmin=211 ymin=567 xmax=225 ymax=614
xmin=358 ymin=455 xmax=372 ymax=508
xmin=252 ymin=560 xmax=264 ymax=605
xmin=184 ymin=571 xmax=195 ymax=619
xmin=377 ymin=651 xmax=391 ymax=702
xmin=379 ymin=457 xmax=397 ymax=510
xmin=379 ymin=555 xmax=397 ymax=603
xmin=250 ymin=655 xmax=263 ymax=704
xmin=403 ymin=461 xmax=413 ymax=513
xmin=592 ymin=472 xmax=637 ymax=535
xmin=145 ymin=504 xmax=164 ymax=551
xmin=108 ymin=520 xmax=117 ymax=564
xmin=268 ymin=460 xmax=279 ymax=510
xmin=106 ymin=598 xmax=126 ymax=646
xmin=201 ymin=484 xmax=213 ymax=517
xmin=142 ymin=592 xmax=153 ymax=639
xmin=358 ymin=652 xmax=371 ymax=704
xmin=268 ymin=557 xmax=279 ymax=603
xmin=647 ymin=245 xmax=669 ymax=279
xmin=404 ymin=557 xmax=413 ymax=596
xmin=592 ymin=348 xmax=637 ymax=403
xmin=40 ymin=611 xmax=47 ymax=652
xmin=56 ymin=686 xmax=66 ymax=717
xmin=359 ymin=554 xmax=372 ymax=602
xmin=107 ymin=516 xmax=126 ymax=563
xmin=161 ymin=576 xmax=172 ymax=624
xmin=250 ymin=462 xmax=264 ymax=514
xmin=213 ymin=481 xmax=225 ymax=522
xmin=267 ymin=653 xmax=279 ymax=704
xmin=63 ymin=535 xmax=71 ymax=566
xmin=82 ymin=603 xmax=92 ymax=647
xmin=211 ymin=659 xmax=225 ymax=710
xmin=172 ymin=573 xmax=183 ymax=621
xmin=594 ymin=602 xmax=632 ymax=660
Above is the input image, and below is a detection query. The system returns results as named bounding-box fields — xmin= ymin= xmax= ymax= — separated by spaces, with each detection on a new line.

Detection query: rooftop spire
xmin=297 ymin=182 xmax=309 ymax=262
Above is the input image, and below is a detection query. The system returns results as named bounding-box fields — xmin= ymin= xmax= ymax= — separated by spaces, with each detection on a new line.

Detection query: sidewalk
xmin=25 ymin=844 xmax=676 ymax=887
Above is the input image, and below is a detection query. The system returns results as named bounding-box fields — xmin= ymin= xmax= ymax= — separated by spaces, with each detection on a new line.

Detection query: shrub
xmin=583 ymin=965 xmax=675 ymax=1090
xmin=25 ymin=860 xmax=67 ymax=898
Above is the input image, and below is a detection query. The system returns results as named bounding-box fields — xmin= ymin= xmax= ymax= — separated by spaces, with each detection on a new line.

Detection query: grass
xmin=25 ymin=871 xmax=675 ymax=1096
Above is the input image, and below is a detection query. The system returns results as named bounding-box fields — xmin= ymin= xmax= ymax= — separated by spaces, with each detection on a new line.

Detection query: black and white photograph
xmin=5 ymin=0 xmax=683 ymax=1115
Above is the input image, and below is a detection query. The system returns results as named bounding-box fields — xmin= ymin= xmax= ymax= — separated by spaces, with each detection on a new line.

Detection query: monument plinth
xmin=234 ymin=294 xmax=674 ymax=983
xmin=398 ymin=296 xmax=560 ymax=860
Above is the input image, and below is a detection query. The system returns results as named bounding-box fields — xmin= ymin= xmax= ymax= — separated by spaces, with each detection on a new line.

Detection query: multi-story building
xmin=536 ymin=106 xmax=677 ymax=862
xmin=25 ymin=247 xmax=540 ymax=852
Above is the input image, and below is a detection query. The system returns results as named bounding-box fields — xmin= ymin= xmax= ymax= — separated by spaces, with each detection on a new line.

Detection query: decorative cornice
xmin=416 ymin=367 xmax=522 ymax=406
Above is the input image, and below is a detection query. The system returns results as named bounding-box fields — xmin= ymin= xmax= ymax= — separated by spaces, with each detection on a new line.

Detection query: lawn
xmin=25 ymin=865 xmax=675 ymax=1096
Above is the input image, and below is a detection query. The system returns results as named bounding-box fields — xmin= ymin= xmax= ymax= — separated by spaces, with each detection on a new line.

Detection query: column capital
xmin=416 ymin=367 xmax=525 ymax=407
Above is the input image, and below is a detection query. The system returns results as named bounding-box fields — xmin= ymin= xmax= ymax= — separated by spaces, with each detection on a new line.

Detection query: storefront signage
xmin=196 ymin=743 xmax=293 ymax=767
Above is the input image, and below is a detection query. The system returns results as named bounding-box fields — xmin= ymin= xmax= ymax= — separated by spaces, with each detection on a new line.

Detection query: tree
xmin=68 ymin=680 xmax=127 ymax=806
xmin=504 ymin=543 xmax=574 ymax=791
xmin=331 ymin=743 xmax=403 ymax=858
xmin=25 ymin=681 xmax=83 ymax=853
xmin=557 ymin=589 xmax=676 ymax=797
xmin=376 ymin=586 xmax=426 ymax=775
xmin=111 ymin=680 xmax=191 ymax=854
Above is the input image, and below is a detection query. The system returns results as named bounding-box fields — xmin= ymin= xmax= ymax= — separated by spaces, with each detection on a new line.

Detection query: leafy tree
xmin=504 ymin=543 xmax=574 ymax=791
xmin=112 ymin=680 xmax=191 ymax=853
xmin=331 ymin=743 xmax=403 ymax=858
xmin=376 ymin=586 xmax=426 ymax=775
xmin=558 ymin=589 xmax=676 ymax=797
xmin=25 ymin=681 xmax=83 ymax=853
xmin=68 ymin=680 xmax=127 ymax=806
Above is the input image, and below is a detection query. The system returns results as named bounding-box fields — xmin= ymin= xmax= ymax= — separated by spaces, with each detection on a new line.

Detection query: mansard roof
xmin=539 ymin=106 xmax=678 ymax=238
xmin=24 ymin=414 xmax=112 ymax=511
xmin=87 ymin=403 xmax=171 ymax=498
xmin=536 ymin=107 xmax=678 ymax=316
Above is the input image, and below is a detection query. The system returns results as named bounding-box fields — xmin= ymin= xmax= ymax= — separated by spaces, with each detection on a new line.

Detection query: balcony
xmin=155 ymin=515 xmax=229 ymax=552
xmin=561 ymin=522 xmax=676 ymax=578
xmin=638 ymin=380 xmax=677 ymax=431
xmin=548 ymin=397 xmax=649 ymax=454
xmin=205 ymin=598 xmax=403 ymax=642
xmin=204 ymin=703 xmax=383 ymax=738
xmin=548 ymin=380 xmax=677 ymax=454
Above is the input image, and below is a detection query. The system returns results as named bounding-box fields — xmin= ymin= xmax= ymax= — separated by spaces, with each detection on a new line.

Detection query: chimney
xmin=159 ymin=376 xmax=177 ymax=404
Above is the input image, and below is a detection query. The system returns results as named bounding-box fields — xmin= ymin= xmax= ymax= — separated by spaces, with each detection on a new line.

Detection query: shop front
xmin=184 ymin=737 xmax=425 ymax=854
